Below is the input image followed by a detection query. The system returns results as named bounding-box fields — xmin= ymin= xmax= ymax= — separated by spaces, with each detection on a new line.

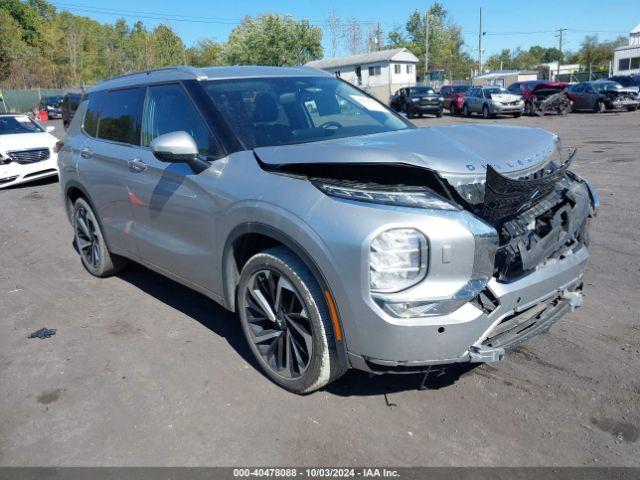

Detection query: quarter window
xmin=142 ymin=83 xmax=220 ymax=158
xmin=97 ymin=88 xmax=144 ymax=145
xmin=83 ymin=90 xmax=106 ymax=137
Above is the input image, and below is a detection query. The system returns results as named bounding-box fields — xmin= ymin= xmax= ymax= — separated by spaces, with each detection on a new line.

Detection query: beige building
xmin=473 ymin=70 xmax=538 ymax=88
xmin=305 ymin=48 xmax=419 ymax=104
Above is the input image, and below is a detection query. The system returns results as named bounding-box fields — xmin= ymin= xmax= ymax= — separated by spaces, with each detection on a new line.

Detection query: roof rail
xmin=99 ymin=66 xmax=205 ymax=84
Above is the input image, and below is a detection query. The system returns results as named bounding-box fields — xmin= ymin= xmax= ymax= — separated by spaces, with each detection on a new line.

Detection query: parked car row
xmin=391 ymin=75 xmax=640 ymax=120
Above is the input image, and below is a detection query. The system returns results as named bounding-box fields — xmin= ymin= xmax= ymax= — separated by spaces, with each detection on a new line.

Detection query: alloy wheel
xmin=243 ymin=269 xmax=314 ymax=379
xmin=75 ymin=206 xmax=101 ymax=269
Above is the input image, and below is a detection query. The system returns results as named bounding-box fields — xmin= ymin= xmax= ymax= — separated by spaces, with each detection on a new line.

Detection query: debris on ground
xmin=29 ymin=328 xmax=57 ymax=339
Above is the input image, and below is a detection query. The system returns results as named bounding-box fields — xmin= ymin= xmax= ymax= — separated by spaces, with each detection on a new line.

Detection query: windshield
xmin=484 ymin=87 xmax=506 ymax=96
xmin=44 ymin=96 xmax=63 ymax=106
xmin=204 ymin=76 xmax=409 ymax=149
xmin=408 ymin=86 xmax=434 ymax=95
xmin=592 ymin=82 xmax=622 ymax=92
xmin=0 ymin=115 xmax=44 ymax=135
xmin=452 ymin=86 xmax=469 ymax=93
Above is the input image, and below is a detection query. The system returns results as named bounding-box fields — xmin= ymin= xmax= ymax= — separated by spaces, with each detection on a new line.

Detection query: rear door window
xmin=97 ymin=88 xmax=145 ymax=145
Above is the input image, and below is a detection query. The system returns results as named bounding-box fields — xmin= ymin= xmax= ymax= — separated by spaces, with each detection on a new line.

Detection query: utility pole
xmin=478 ymin=7 xmax=483 ymax=76
xmin=424 ymin=10 xmax=430 ymax=84
xmin=556 ymin=28 xmax=567 ymax=78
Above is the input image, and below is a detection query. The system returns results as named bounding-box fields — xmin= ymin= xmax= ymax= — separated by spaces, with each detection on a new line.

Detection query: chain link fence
xmin=0 ymin=88 xmax=77 ymax=114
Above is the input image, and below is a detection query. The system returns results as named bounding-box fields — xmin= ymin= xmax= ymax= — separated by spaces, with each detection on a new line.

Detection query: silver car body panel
xmin=58 ymin=66 xmax=593 ymax=373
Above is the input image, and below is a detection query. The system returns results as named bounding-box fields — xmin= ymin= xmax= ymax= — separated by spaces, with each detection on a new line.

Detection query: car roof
xmin=87 ymin=65 xmax=332 ymax=93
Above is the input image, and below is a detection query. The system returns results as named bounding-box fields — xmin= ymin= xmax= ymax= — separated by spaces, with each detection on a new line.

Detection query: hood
xmin=489 ymin=92 xmax=521 ymax=103
xmin=254 ymin=125 xmax=560 ymax=180
xmin=0 ymin=132 xmax=57 ymax=154
xmin=410 ymin=92 xmax=438 ymax=98
xmin=532 ymin=82 xmax=568 ymax=91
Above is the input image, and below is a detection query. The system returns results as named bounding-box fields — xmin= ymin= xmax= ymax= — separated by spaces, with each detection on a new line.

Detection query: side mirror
xmin=150 ymin=131 xmax=209 ymax=174
xmin=150 ymin=131 xmax=198 ymax=163
xmin=46 ymin=125 xmax=56 ymax=133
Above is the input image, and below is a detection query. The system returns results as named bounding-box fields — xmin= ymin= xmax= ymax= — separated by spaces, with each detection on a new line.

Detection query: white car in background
xmin=0 ymin=114 xmax=59 ymax=188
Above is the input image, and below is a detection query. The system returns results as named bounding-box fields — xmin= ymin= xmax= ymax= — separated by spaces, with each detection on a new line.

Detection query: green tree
xmin=186 ymin=38 xmax=222 ymax=67
xmin=223 ymin=14 xmax=322 ymax=66
xmin=151 ymin=24 xmax=185 ymax=67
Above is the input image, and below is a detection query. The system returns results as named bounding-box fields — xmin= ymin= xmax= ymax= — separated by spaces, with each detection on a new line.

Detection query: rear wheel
xmin=73 ymin=197 xmax=128 ymax=277
xmin=237 ymin=246 xmax=347 ymax=394
xmin=450 ymin=103 xmax=458 ymax=116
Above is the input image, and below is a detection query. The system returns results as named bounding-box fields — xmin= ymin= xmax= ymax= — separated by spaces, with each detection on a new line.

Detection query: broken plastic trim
xmin=482 ymin=147 xmax=576 ymax=225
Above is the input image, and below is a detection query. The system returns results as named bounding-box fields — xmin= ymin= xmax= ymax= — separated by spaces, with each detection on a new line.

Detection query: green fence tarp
xmin=0 ymin=88 xmax=71 ymax=114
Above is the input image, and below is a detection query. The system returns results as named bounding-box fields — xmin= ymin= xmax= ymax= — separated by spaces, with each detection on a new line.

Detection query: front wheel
xmin=405 ymin=105 xmax=414 ymax=119
xmin=594 ymin=99 xmax=606 ymax=113
xmin=513 ymin=112 xmax=522 ymax=118
xmin=482 ymin=105 xmax=493 ymax=119
xmin=237 ymin=247 xmax=348 ymax=394
xmin=462 ymin=104 xmax=470 ymax=117
xmin=436 ymin=109 xmax=443 ymax=118
xmin=626 ymin=105 xmax=638 ymax=112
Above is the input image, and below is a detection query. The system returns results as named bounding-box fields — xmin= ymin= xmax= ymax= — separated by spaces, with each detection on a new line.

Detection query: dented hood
xmin=254 ymin=125 xmax=560 ymax=179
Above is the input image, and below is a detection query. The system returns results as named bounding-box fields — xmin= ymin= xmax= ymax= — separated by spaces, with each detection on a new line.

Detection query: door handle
xmin=80 ymin=148 xmax=93 ymax=159
xmin=128 ymin=158 xmax=148 ymax=172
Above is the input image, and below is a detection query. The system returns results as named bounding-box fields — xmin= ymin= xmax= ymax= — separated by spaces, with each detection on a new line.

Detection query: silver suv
xmin=58 ymin=66 xmax=597 ymax=393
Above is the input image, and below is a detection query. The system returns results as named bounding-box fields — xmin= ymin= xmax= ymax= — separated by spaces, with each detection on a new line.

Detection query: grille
xmin=7 ymin=148 xmax=50 ymax=164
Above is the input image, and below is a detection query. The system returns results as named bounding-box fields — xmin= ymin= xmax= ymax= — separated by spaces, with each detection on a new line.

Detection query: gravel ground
xmin=0 ymin=112 xmax=638 ymax=466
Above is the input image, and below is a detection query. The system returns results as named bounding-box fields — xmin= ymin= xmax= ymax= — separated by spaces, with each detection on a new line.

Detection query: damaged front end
xmin=602 ymin=89 xmax=640 ymax=110
xmin=254 ymin=126 xmax=597 ymax=370
xmin=528 ymin=84 xmax=572 ymax=116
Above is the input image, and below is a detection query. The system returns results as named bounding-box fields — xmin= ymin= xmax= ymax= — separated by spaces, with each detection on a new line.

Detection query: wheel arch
xmin=222 ymin=222 xmax=349 ymax=363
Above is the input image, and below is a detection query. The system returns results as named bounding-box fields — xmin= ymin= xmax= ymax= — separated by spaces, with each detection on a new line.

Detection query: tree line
xmin=0 ymin=0 xmax=322 ymax=89
xmin=0 ymin=0 xmax=628 ymax=90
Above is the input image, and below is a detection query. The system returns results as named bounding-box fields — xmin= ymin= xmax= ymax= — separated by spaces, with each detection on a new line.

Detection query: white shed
xmin=305 ymin=48 xmax=419 ymax=103
xmin=613 ymin=24 xmax=640 ymax=75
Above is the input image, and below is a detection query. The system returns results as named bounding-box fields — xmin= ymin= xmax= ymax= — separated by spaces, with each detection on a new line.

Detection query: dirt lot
xmin=1 ymin=111 xmax=639 ymax=467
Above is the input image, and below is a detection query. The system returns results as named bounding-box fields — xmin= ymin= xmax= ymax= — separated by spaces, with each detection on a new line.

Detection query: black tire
xmin=513 ymin=112 xmax=522 ymax=118
xmin=436 ymin=109 xmax=443 ymax=118
xmin=63 ymin=121 xmax=70 ymax=130
xmin=594 ymin=99 xmax=605 ymax=113
xmin=626 ymin=105 xmax=638 ymax=112
xmin=524 ymin=102 xmax=532 ymax=116
xmin=237 ymin=246 xmax=348 ymax=394
xmin=450 ymin=103 xmax=458 ymax=116
xmin=482 ymin=105 xmax=492 ymax=119
xmin=462 ymin=104 xmax=470 ymax=117
xmin=405 ymin=105 xmax=414 ymax=119
xmin=73 ymin=197 xmax=128 ymax=277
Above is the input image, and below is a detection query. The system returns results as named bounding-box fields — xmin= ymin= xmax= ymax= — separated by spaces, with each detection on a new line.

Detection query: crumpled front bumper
xmin=348 ymin=243 xmax=588 ymax=374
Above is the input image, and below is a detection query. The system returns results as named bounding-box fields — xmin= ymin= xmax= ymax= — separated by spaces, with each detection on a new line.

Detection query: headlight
xmin=370 ymin=228 xmax=427 ymax=292
xmin=411 ymin=97 xmax=420 ymax=102
xmin=313 ymin=181 xmax=459 ymax=211
xmin=438 ymin=96 xmax=444 ymax=102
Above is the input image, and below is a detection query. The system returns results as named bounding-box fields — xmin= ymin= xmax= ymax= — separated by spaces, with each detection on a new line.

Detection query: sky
xmin=49 ymin=0 xmax=638 ymax=58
